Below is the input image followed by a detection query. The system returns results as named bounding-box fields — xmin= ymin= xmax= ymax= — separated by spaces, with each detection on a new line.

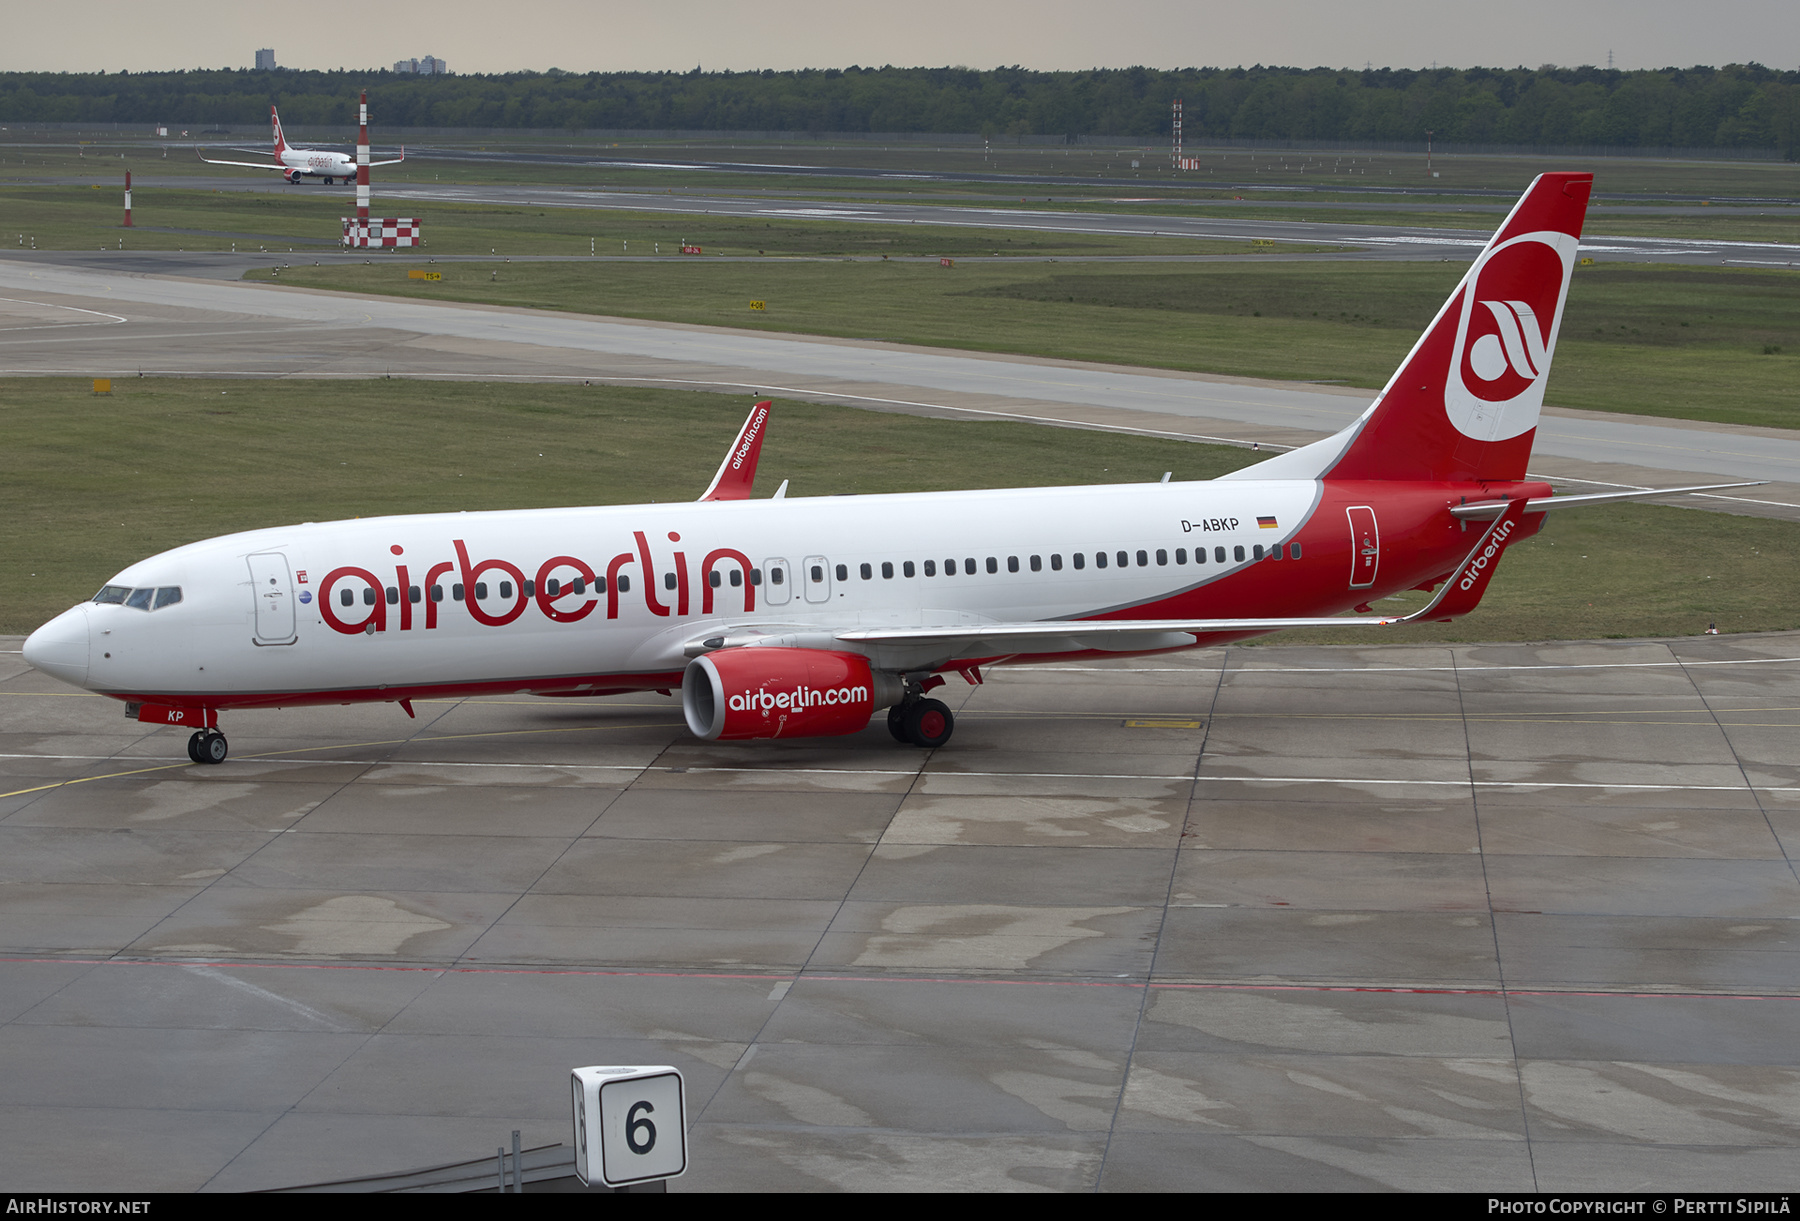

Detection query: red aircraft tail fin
xmin=1316 ymin=172 xmax=1591 ymax=484
xmin=698 ymin=401 xmax=772 ymax=502
xmin=271 ymin=106 xmax=289 ymax=156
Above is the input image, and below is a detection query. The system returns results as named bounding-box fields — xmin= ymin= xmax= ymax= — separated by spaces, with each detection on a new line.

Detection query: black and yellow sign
xmin=749 ymin=300 xmax=766 ymax=310
xmin=407 ymin=270 xmax=443 ymax=281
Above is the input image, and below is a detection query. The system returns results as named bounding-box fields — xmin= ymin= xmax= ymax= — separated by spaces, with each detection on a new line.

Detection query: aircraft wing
xmin=197 ymin=152 xmax=286 ymax=170
xmin=831 ymin=498 xmax=1531 ymax=653
xmin=368 ymin=149 xmax=406 ymax=167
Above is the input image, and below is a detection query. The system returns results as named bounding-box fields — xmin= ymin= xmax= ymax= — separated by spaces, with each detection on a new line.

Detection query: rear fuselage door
xmin=1346 ymin=506 xmax=1379 ymax=590
xmin=247 ymin=551 xmax=297 ymax=644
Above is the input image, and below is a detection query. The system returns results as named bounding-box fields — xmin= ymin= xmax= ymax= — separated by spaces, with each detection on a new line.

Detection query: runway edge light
xmin=572 ymin=1065 xmax=687 ymax=1189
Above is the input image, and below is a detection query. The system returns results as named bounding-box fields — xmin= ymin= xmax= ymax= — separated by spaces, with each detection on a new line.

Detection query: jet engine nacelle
xmin=682 ymin=648 xmax=902 ymax=741
xmin=285 ymin=167 xmax=303 ymax=184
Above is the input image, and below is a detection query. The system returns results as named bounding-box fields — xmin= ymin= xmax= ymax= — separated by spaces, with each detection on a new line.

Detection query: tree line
xmin=2 ymin=64 xmax=1795 ymax=155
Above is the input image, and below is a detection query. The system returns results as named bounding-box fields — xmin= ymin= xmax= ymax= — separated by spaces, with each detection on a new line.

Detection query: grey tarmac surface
xmin=3 ymin=632 xmax=1799 ymax=1191
xmin=1 ymin=255 xmax=1797 ymax=521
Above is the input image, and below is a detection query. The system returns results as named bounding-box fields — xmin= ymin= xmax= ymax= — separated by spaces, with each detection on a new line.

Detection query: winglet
xmin=698 ymin=400 xmax=771 ymax=502
xmin=1400 ymin=498 xmax=1530 ymax=624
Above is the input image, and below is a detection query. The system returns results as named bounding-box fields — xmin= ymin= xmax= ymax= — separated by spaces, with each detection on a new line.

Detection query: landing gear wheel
xmin=187 ymin=731 xmax=206 ymax=764
xmin=887 ymin=705 xmax=909 ymax=743
xmin=902 ymin=698 xmax=954 ymax=748
xmin=193 ymin=730 xmax=228 ymax=765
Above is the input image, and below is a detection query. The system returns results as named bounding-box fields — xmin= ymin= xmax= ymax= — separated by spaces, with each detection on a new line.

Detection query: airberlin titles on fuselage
xmin=313 ymin=512 xmax=1281 ymax=636
xmin=317 ymin=531 xmax=758 ymax=635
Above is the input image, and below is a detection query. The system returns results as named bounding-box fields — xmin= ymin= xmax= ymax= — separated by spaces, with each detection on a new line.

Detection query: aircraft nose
xmin=23 ymin=605 xmax=90 ymax=688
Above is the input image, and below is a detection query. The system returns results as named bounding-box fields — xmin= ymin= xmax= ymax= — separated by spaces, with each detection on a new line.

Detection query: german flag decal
xmin=1257 ymin=515 xmax=1279 ymax=529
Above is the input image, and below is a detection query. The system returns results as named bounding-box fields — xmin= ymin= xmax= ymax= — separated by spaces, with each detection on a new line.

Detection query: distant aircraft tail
xmin=1227 ymin=171 xmax=1592 ymax=486
xmin=271 ymin=106 xmax=289 ymax=156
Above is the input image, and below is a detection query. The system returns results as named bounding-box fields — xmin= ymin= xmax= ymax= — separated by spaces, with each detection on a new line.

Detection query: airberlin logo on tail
xmin=1457 ymin=518 xmax=1517 ymax=591
xmin=1444 ymin=231 xmax=1576 ymax=443
xmin=1469 ymin=300 xmax=1547 ymax=383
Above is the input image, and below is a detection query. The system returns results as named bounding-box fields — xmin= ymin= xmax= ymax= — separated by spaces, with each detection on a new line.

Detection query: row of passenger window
xmin=805 ymin=542 xmax=1302 ymax=584
xmin=337 ymin=575 xmax=636 ymax=606
xmin=93 ymin=584 xmax=183 ymax=611
xmin=337 ymin=541 xmax=1305 ymax=606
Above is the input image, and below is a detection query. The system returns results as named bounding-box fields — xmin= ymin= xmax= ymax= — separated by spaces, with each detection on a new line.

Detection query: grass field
xmin=3 ymin=377 xmax=1795 ymax=644
xmin=245 ymin=257 xmax=1800 ymax=430
xmin=975 ymin=199 xmax=1800 ymax=245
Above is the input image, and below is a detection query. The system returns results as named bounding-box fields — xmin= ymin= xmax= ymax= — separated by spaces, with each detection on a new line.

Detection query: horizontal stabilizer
xmin=1451 ymin=482 xmax=1766 ymax=519
xmin=699 ymin=401 xmax=772 ymax=502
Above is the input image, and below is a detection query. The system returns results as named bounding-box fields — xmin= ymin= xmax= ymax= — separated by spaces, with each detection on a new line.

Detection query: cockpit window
xmin=95 ymin=585 xmax=182 ymax=611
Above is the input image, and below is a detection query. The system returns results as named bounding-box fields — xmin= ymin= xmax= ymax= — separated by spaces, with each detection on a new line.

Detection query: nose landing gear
xmin=187 ymin=729 xmax=228 ymax=765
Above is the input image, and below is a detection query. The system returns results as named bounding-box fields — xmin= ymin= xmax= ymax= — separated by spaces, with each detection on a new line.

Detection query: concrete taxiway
xmin=1 ymin=256 xmax=1798 ymax=521
xmin=3 ymin=633 xmax=1799 ymax=1191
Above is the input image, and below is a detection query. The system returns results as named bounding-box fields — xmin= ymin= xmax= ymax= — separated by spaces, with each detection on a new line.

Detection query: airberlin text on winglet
xmin=1458 ymin=516 xmax=1518 ymax=591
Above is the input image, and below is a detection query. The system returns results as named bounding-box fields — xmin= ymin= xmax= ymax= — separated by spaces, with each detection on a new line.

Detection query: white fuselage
xmin=31 ymin=478 xmax=1365 ymax=707
xmin=283 ymin=147 xmax=356 ymax=178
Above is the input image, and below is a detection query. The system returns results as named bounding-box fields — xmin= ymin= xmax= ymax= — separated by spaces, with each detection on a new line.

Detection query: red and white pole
xmin=356 ymin=90 xmax=371 ymax=224
xmin=1172 ymin=97 xmax=1183 ymax=168
xmin=123 ymin=170 xmax=132 ymax=227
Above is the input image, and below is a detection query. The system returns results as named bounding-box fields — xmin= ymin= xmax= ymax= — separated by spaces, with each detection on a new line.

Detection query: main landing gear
xmin=187 ymin=729 xmax=228 ymax=765
xmin=887 ymin=696 xmax=954 ymax=748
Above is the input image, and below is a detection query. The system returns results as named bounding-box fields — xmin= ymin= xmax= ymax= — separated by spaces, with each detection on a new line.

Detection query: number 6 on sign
xmin=571 ymin=1065 xmax=687 ymax=1187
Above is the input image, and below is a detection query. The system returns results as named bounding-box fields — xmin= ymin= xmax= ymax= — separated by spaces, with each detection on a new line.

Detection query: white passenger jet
xmin=24 ymin=172 xmax=1752 ymax=763
xmin=199 ymin=106 xmax=404 ymax=185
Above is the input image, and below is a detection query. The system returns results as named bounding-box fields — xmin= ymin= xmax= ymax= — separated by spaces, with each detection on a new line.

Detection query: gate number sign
xmin=571 ymin=1065 xmax=687 ymax=1187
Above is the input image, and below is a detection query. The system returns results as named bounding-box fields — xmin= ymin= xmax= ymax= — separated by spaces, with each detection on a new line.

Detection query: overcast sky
xmin=7 ymin=0 xmax=1796 ymax=75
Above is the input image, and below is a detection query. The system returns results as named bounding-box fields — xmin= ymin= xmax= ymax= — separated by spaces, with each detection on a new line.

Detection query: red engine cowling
xmin=683 ymin=648 xmax=893 ymax=741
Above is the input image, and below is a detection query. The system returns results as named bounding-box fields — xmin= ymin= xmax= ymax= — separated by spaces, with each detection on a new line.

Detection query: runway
xmin=52 ymin=174 xmax=1800 ymax=267
xmin=3 ymin=633 xmax=1798 ymax=1191
xmin=2 ymin=254 xmax=1797 ymax=517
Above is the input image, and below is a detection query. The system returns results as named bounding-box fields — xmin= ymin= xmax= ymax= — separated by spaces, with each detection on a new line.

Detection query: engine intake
xmin=682 ymin=648 xmax=900 ymax=741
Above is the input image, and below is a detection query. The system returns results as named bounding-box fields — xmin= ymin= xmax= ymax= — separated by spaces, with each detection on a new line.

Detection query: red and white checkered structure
xmin=340 ymin=92 xmax=422 ymax=247
xmin=342 ymin=218 xmax=420 ymax=248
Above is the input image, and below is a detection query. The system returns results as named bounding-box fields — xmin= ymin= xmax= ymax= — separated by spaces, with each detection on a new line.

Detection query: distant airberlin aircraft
xmin=199 ymin=105 xmax=404 ymax=185
xmin=25 ymin=172 xmax=1751 ymax=763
